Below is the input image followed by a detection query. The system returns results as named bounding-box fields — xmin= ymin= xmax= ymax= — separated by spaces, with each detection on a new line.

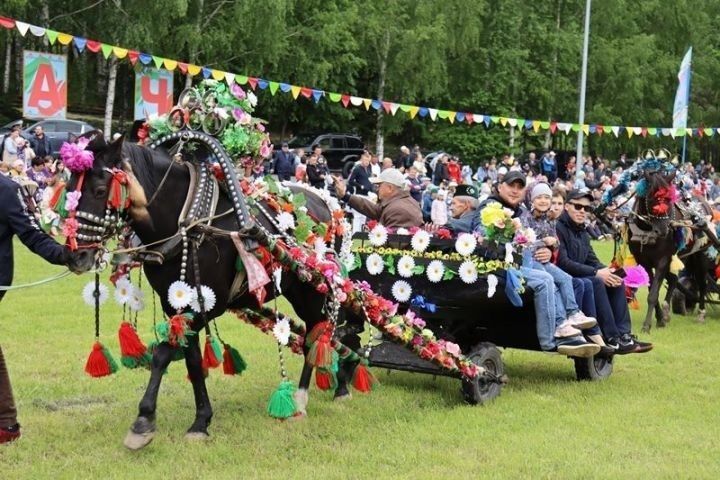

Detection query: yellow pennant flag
xmin=500 ymin=117 xmax=508 ymax=127
xmin=363 ymin=98 xmax=372 ymax=110
xmin=532 ymin=120 xmax=541 ymax=132
xmin=211 ymin=69 xmax=225 ymax=81
xmin=187 ymin=64 xmax=202 ymax=76
xmin=57 ymin=33 xmax=73 ymax=45
xmin=627 ymin=127 xmax=634 ymax=138
xmin=113 ymin=47 xmax=129 ymax=59
xmin=163 ymin=58 xmax=177 ymax=70
xmin=448 ymin=111 xmax=456 ymax=124
xmin=290 ymin=85 xmax=301 ymax=99
xmin=409 ymin=106 xmax=419 ymax=119
xmin=581 ymin=124 xmax=589 ymax=135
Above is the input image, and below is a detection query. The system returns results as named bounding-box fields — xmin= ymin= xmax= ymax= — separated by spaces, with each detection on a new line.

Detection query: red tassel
xmin=84 ymin=341 xmax=117 ymax=378
xmin=202 ymin=337 xmax=221 ymax=369
xmin=307 ymin=321 xmax=330 ymax=345
xmin=315 ymin=369 xmax=333 ymax=391
xmin=352 ymin=363 xmax=376 ymax=393
xmin=118 ymin=321 xmax=147 ymax=358
xmin=222 ymin=346 xmax=236 ymax=375
xmin=307 ymin=332 xmax=332 ymax=368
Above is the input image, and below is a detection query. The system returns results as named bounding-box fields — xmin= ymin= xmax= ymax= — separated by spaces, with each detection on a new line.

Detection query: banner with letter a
xmin=134 ymin=68 xmax=174 ymax=120
xmin=23 ymin=50 xmax=68 ymax=119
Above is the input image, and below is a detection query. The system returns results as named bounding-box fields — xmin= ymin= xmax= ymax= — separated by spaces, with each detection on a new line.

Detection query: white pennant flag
xmin=611 ymin=126 xmax=620 ymax=137
xmin=428 ymin=108 xmax=438 ymax=121
xmin=350 ymin=96 xmax=363 ymax=106
xmin=29 ymin=25 xmax=46 ymax=37
xmin=15 ymin=21 xmax=30 ymax=36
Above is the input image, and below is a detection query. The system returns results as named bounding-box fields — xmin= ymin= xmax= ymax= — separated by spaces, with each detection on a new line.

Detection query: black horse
xmin=70 ymin=134 xmax=355 ymax=449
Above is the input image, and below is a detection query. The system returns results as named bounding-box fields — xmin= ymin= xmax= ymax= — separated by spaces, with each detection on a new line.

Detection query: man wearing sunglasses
xmin=556 ymin=189 xmax=653 ymax=354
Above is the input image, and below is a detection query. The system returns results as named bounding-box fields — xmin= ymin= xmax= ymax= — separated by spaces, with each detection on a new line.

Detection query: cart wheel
xmin=674 ymin=276 xmax=697 ymax=315
xmin=461 ymin=342 xmax=503 ymax=405
xmin=574 ymin=355 xmax=613 ymax=381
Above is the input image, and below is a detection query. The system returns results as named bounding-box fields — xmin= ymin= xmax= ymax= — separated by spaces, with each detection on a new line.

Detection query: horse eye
xmin=94 ymin=186 xmax=108 ymax=198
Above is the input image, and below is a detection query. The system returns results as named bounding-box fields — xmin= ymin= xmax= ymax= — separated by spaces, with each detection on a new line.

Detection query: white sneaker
xmin=567 ymin=311 xmax=597 ymax=330
xmin=555 ymin=321 xmax=582 ymax=338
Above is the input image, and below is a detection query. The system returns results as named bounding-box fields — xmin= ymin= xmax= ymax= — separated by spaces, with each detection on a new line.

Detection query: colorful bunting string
xmin=1 ymin=14 xmax=717 ymax=138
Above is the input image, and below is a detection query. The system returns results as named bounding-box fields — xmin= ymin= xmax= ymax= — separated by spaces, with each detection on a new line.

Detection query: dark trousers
xmin=572 ymin=277 xmax=601 ymax=336
xmin=0 ymin=291 xmax=17 ymax=428
xmin=586 ymin=276 xmax=631 ymax=339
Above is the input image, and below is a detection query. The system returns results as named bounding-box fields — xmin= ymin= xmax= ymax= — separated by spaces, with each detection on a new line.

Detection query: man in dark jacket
xmin=432 ymin=154 xmax=450 ymax=186
xmin=347 ymin=152 xmax=374 ymax=196
xmin=0 ymin=174 xmax=73 ymax=443
xmin=334 ymin=168 xmax=422 ymax=228
xmin=555 ymin=189 xmax=652 ymax=354
xmin=29 ymin=125 xmax=52 ymax=159
xmin=273 ymin=142 xmax=295 ymax=181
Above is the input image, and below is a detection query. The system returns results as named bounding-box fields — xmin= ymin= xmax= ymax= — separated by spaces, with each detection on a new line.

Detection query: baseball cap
xmin=567 ymin=189 xmax=593 ymax=202
xmin=501 ymin=170 xmax=526 ymax=186
xmin=370 ymin=168 xmax=406 ymax=188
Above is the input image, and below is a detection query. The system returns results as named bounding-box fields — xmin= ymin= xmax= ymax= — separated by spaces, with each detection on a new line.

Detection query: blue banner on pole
xmin=672 ymin=47 xmax=692 ymax=129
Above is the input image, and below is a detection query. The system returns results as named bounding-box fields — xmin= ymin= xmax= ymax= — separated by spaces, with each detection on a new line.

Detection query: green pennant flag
xmin=328 ymin=92 xmax=342 ymax=103
xmin=399 ymin=104 xmax=412 ymax=113
xmin=705 ymin=128 xmax=714 ymax=137
xmin=438 ymin=110 xmax=450 ymax=119
xmin=152 ymin=56 xmax=164 ymax=69
xmin=269 ymin=81 xmax=279 ymax=95
xmin=45 ymin=29 xmax=58 ymax=45
xmin=539 ymin=121 xmax=550 ymax=129
xmin=100 ymin=43 xmax=113 ymax=59
xmin=647 ymin=127 xmax=657 ymax=135
xmin=235 ymin=75 xmax=248 ymax=85
xmin=490 ymin=116 xmax=500 ymax=124
xmin=571 ymin=124 xmax=581 ymax=132
xmin=517 ymin=119 xmax=526 ymax=129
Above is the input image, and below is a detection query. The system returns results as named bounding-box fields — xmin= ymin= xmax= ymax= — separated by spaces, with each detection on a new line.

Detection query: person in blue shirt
xmin=273 ymin=142 xmax=295 ymax=181
xmin=447 ymin=184 xmax=479 ymax=233
xmin=540 ymin=150 xmax=557 ymax=182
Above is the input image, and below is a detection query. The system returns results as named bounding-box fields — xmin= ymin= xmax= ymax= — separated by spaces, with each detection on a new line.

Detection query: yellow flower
xmin=480 ymin=202 xmax=507 ymax=228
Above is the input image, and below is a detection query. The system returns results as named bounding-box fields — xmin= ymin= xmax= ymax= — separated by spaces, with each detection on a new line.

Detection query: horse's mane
xmin=122 ymin=142 xmax=166 ymax=193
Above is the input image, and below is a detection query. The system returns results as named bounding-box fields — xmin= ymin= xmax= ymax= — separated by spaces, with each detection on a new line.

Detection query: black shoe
xmin=608 ymin=336 xmax=636 ymax=355
xmin=557 ymin=337 xmax=601 ymax=358
xmin=595 ymin=345 xmax=616 ymax=358
xmin=622 ymin=333 xmax=653 ymax=353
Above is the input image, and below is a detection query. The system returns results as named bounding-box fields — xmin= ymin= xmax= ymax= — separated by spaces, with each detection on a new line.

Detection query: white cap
xmin=370 ymin=168 xmax=406 ymax=188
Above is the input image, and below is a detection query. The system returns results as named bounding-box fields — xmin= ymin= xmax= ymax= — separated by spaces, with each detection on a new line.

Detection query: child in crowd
xmin=431 ymin=190 xmax=448 ymax=226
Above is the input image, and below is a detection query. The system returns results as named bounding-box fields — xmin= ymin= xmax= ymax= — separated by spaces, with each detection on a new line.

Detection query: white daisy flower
xmin=426 ymin=260 xmax=445 ymax=283
xmin=314 ymin=237 xmax=327 ymax=257
xmin=247 ymin=91 xmax=258 ymax=107
xmin=366 ymin=253 xmax=384 ymax=275
xmin=276 ymin=212 xmax=295 ymax=231
xmin=487 ymin=274 xmax=498 ymax=298
xmin=524 ymin=227 xmax=537 ymax=243
xmin=397 ymin=255 xmax=415 ymax=278
xmin=190 ymin=285 xmax=217 ymax=313
xmin=369 ymin=224 xmax=388 ymax=247
xmin=504 ymin=243 xmax=515 ymax=264
xmin=82 ymin=281 xmax=109 ymax=307
xmin=114 ymin=276 xmax=133 ymax=305
xmin=214 ymin=106 xmax=229 ymax=120
xmin=411 ymin=230 xmax=431 ymax=252
xmin=168 ymin=280 xmax=195 ymax=310
xmin=459 ymin=260 xmax=478 ymax=284
xmin=396 ymin=228 xmax=410 ymax=235
xmin=273 ymin=318 xmax=291 ymax=346
xmin=391 ymin=280 xmax=412 ymax=303
xmin=129 ymin=289 xmax=145 ymax=312
xmin=455 ymin=233 xmax=477 ymax=256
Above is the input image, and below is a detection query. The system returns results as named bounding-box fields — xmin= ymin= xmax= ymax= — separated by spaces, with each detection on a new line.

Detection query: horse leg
xmin=643 ymin=260 xmax=667 ymax=333
xmin=183 ymin=333 xmax=213 ymax=439
xmin=292 ymin=363 xmax=313 ymax=420
xmin=334 ymin=328 xmax=361 ymax=401
xmin=696 ymin=262 xmax=707 ymax=324
xmin=661 ymin=272 xmax=677 ymax=325
xmin=123 ymin=342 xmax=175 ymax=450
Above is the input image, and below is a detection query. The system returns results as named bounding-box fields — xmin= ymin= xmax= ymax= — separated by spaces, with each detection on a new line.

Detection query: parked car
xmin=287 ymin=133 xmax=365 ymax=177
xmin=0 ymin=118 xmax=96 ymax=158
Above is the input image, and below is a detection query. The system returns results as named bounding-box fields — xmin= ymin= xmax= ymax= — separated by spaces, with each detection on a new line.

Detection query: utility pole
xmin=575 ymin=0 xmax=591 ymax=179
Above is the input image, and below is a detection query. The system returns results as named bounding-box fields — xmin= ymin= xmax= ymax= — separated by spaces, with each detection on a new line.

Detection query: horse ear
xmin=107 ymin=134 xmax=125 ymax=166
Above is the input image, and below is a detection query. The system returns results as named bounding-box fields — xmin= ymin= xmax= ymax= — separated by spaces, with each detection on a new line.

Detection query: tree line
xmin=2 ymin=0 xmax=720 ymax=165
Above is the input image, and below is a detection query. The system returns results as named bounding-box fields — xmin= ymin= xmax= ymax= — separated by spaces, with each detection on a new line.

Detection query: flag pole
xmin=575 ymin=0 xmax=592 ymax=180
xmin=681 ymin=66 xmax=692 ymax=164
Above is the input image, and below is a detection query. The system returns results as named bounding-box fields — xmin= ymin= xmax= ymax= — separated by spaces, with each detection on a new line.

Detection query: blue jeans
xmin=530 ymin=260 xmax=579 ymax=316
xmin=522 ymin=267 xmax=564 ymax=351
xmin=583 ymin=276 xmax=632 ymax=339
xmin=572 ymin=277 xmax=602 ymax=336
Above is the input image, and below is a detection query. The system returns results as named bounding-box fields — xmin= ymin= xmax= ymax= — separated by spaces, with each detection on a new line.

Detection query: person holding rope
xmin=0 ymin=174 xmax=76 ymax=444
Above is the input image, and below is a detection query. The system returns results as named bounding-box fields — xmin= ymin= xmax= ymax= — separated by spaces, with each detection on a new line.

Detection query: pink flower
xmin=65 ymin=191 xmax=82 ymax=212
xmin=385 ymin=323 xmax=403 ymax=337
xmin=410 ymin=334 xmax=424 ymax=347
xmin=408 ymin=226 xmax=420 ymax=235
xmin=260 ymin=142 xmax=271 ymax=158
xmin=60 ymin=141 xmax=94 ymax=173
xmin=316 ymin=283 xmax=329 ymax=294
xmin=232 ymin=108 xmax=246 ymax=122
xmin=444 ymin=342 xmax=461 ymax=357
xmin=62 ymin=217 xmax=78 ymax=238
xmin=231 ymin=83 xmax=246 ymax=99
xmin=256 ymin=123 xmax=266 ymax=132
xmin=336 ymin=291 xmax=347 ymax=303
xmin=413 ymin=318 xmax=426 ymax=329
xmin=493 ymin=219 xmax=505 ymax=229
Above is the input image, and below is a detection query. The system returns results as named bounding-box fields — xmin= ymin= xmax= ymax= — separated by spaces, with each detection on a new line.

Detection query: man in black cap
xmin=273 ymin=141 xmax=295 ymax=182
xmin=556 ymin=189 xmax=653 ymax=354
xmin=448 ymin=184 xmax=479 ymax=233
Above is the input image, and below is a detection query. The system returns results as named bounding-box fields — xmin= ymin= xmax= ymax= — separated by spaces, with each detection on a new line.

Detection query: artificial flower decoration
xmin=391 ymin=280 xmax=413 ymax=303
xmin=504 ymin=243 xmax=515 ymax=264
xmin=366 ymin=253 xmax=385 ymax=275
xmin=128 ymin=289 xmax=145 ymax=312
xmin=487 ymin=273 xmax=498 ymax=298
xmin=624 ymin=265 xmax=650 ymax=288
xmin=190 ymin=285 xmax=218 ymax=313
xmin=369 ymin=224 xmax=388 ymax=247
xmin=82 ymin=281 xmax=109 ymax=307
xmin=314 ymin=237 xmax=327 ymax=258
xmin=426 ymin=260 xmax=445 ymax=283
xmin=455 ymin=233 xmax=477 ymax=256
xmin=277 ymin=212 xmax=295 ymax=231
xmin=168 ymin=280 xmax=195 ymax=310
xmin=459 ymin=260 xmax=478 ymax=284
xmin=396 ymin=228 xmax=410 ymax=235
xmin=411 ymin=230 xmax=431 ymax=252
xmin=114 ymin=276 xmax=133 ymax=305
xmin=65 ymin=191 xmax=82 ymax=212
xmin=60 ymin=137 xmax=94 ymax=173
xmin=444 ymin=342 xmax=461 ymax=358
xmin=480 ymin=202 xmax=518 ymax=244
xmin=397 ymin=255 xmax=416 ymax=278
xmin=272 ymin=318 xmax=291 ymax=346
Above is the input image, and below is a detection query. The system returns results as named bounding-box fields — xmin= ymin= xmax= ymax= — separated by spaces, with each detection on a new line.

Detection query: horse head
xmin=641 ymin=168 xmax=677 ymax=218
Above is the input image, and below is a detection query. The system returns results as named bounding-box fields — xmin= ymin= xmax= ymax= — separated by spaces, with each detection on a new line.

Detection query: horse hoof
xmin=334 ymin=393 xmax=352 ymax=402
xmin=123 ymin=430 xmax=155 ymax=451
xmin=288 ymin=411 xmax=307 ymax=422
xmin=184 ymin=431 xmax=209 ymax=441
xmin=641 ymin=326 xmax=651 ymax=334
xmin=662 ymin=302 xmax=671 ymax=324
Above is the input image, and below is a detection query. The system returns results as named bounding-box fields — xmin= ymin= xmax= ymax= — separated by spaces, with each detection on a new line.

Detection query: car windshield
xmin=287 ymin=134 xmax=317 ymax=148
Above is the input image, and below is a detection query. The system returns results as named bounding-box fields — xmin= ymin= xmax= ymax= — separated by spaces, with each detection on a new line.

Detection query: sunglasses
xmin=569 ymin=202 xmax=593 ymax=213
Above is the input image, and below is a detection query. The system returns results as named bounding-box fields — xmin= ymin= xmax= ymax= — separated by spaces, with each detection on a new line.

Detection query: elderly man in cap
xmin=556 ymin=189 xmax=653 ymax=354
xmin=476 ymin=172 xmax=600 ymax=357
xmin=334 ymin=168 xmax=423 ymax=229
xmin=273 ymin=142 xmax=295 ymax=181
xmin=447 ymin=184 xmax=480 ymax=233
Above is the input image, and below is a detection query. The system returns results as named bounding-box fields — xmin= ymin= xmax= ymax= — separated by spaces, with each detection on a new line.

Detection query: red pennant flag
xmin=247 ymin=77 xmax=258 ymax=90
xmin=300 ymin=87 xmax=312 ymax=99
xmin=178 ymin=62 xmax=188 ymax=74
xmin=465 ymin=113 xmax=474 ymax=125
xmin=550 ymin=122 xmax=558 ymax=134
xmin=341 ymin=94 xmax=350 ymax=107
xmin=127 ymin=50 xmax=139 ymax=65
xmin=381 ymin=101 xmax=392 ymax=114
xmin=86 ymin=40 xmax=102 ymax=53
xmin=0 ymin=17 xmax=15 ymax=29
xmin=697 ymin=128 xmax=703 ymax=138
xmin=597 ymin=125 xmax=604 ymax=135
xmin=641 ymin=127 xmax=648 ymax=138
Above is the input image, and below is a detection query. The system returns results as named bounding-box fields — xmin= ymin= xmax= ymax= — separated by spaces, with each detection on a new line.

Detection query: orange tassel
xmin=202 ymin=338 xmax=222 ymax=369
xmin=315 ymin=369 xmax=334 ymax=391
xmin=352 ymin=363 xmax=376 ymax=393
xmin=118 ymin=321 xmax=147 ymax=358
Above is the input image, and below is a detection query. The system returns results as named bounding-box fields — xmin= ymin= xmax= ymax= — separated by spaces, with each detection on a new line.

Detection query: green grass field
xmin=1 ymin=240 xmax=719 ymax=479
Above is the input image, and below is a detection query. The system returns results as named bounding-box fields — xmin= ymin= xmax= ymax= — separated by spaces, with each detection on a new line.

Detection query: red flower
xmin=652 ymin=203 xmax=669 ymax=215
xmin=211 ymin=163 xmax=225 ymax=182
xmin=289 ymin=247 xmax=305 ymax=261
xmin=366 ymin=220 xmax=378 ymax=230
xmin=316 ymin=283 xmax=329 ymax=294
xmin=436 ymin=228 xmax=452 ymax=239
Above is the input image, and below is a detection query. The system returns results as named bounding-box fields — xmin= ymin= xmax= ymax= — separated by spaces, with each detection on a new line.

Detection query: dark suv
xmin=287 ymin=133 xmax=365 ymax=177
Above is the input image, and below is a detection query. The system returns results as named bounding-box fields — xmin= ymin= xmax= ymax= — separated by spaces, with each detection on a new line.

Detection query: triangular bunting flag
xmin=641 ymin=127 xmax=648 ymax=138
xmin=312 ymin=90 xmax=323 ymax=103
xmin=398 ymin=104 xmax=411 ymax=113
xmin=371 ymin=100 xmax=382 ymax=110
xmin=437 ymin=110 xmax=450 ymax=120
xmin=626 ymin=127 xmax=634 ymax=138
xmin=390 ymin=103 xmax=400 ymax=115
xmin=177 ymin=62 xmax=188 ymax=74
xmin=290 ymin=85 xmax=301 ymax=99
xmin=0 ymin=17 xmax=15 ymax=29
xmin=15 ymin=21 xmax=29 ymax=36
xmin=418 ymin=107 xmax=428 ymax=117
xmin=328 ymin=92 xmax=341 ymax=102
xmin=611 ymin=126 xmax=620 ymax=137
xmin=704 ymin=128 xmax=714 ymax=137
xmin=428 ymin=108 xmax=438 ymax=121
xmin=29 ymin=25 xmax=46 ymax=37
xmin=465 ymin=112 xmax=474 ymax=124
xmin=350 ymin=96 xmax=363 ymax=106
xmin=539 ymin=121 xmax=550 ymax=130
xmin=381 ymin=101 xmax=391 ymax=113
xmin=524 ymin=119 xmax=533 ymax=130
xmin=363 ymin=98 xmax=372 ymax=110
xmin=455 ymin=112 xmax=465 ymax=123
xmin=211 ymin=69 xmax=225 ymax=81
xmin=483 ymin=116 xmax=491 ymax=127
xmin=57 ymin=33 xmax=73 ymax=45
xmin=686 ymin=128 xmax=693 ymax=137
xmin=597 ymin=125 xmax=604 ymax=135
xmin=409 ymin=106 xmax=419 ymax=119
xmin=661 ymin=128 xmax=672 ymax=137
xmin=500 ymin=117 xmax=508 ymax=127
xmin=101 ymin=44 xmax=113 ymax=59
xmin=300 ymin=87 xmax=313 ymax=99
xmin=45 ymin=29 xmax=58 ymax=44
xmin=127 ymin=51 xmax=139 ymax=65
xmin=581 ymin=124 xmax=589 ymax=135
xmin=269 ymin=82 xmax=279 ymax=95
xmin=235 ymin=75 xmax=248 ymax=84
xmin=633 ymin=126 xmax=642 ymax=136
xmin=342 ymin=94 xmax=351 ymax=108
xmin=570 ymin=124 xmax=580 ymax=132
xmin=73 ymin=37 xmax=87 ymax=52
xmin=473 ymin=114 xmax=484 ymax=124
xmin=201 ymin=67 xmax=211 ymax=78
xmin=508 ymin=118 xmax=518 ymax=127
xmin=138 ymin=53 xmax=153 ymax=65
xmin=550 ymin=122 xmax=558 ymax=134
xmin=187 ymin=64 xmax=201 ymax=75
xmin=491 ymin=116 xmax=500 ymax=124
xmin=560 ymin=123 xmax=573 ymax=134
xmin=257 ymin=79 xmax=268 ymax=90
xmin=247 ymin=77 xmax=258 ymax=90
xmin=532 ymin=121 xmax=541 ymax=133
xmin=113 ymin=47 xmax=128 ymax=59
xmin=86 ymin=40 xmax=102 ymax=53
xmin=224 ymin=72 xmax=235 ymax=85
xmin=152 ymin=56 xmax=164 ymax=69
xmin=279 ymin=83 xmax=291 ymax=93
xmin=647 ymin=127 xmax=657 ymax=136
